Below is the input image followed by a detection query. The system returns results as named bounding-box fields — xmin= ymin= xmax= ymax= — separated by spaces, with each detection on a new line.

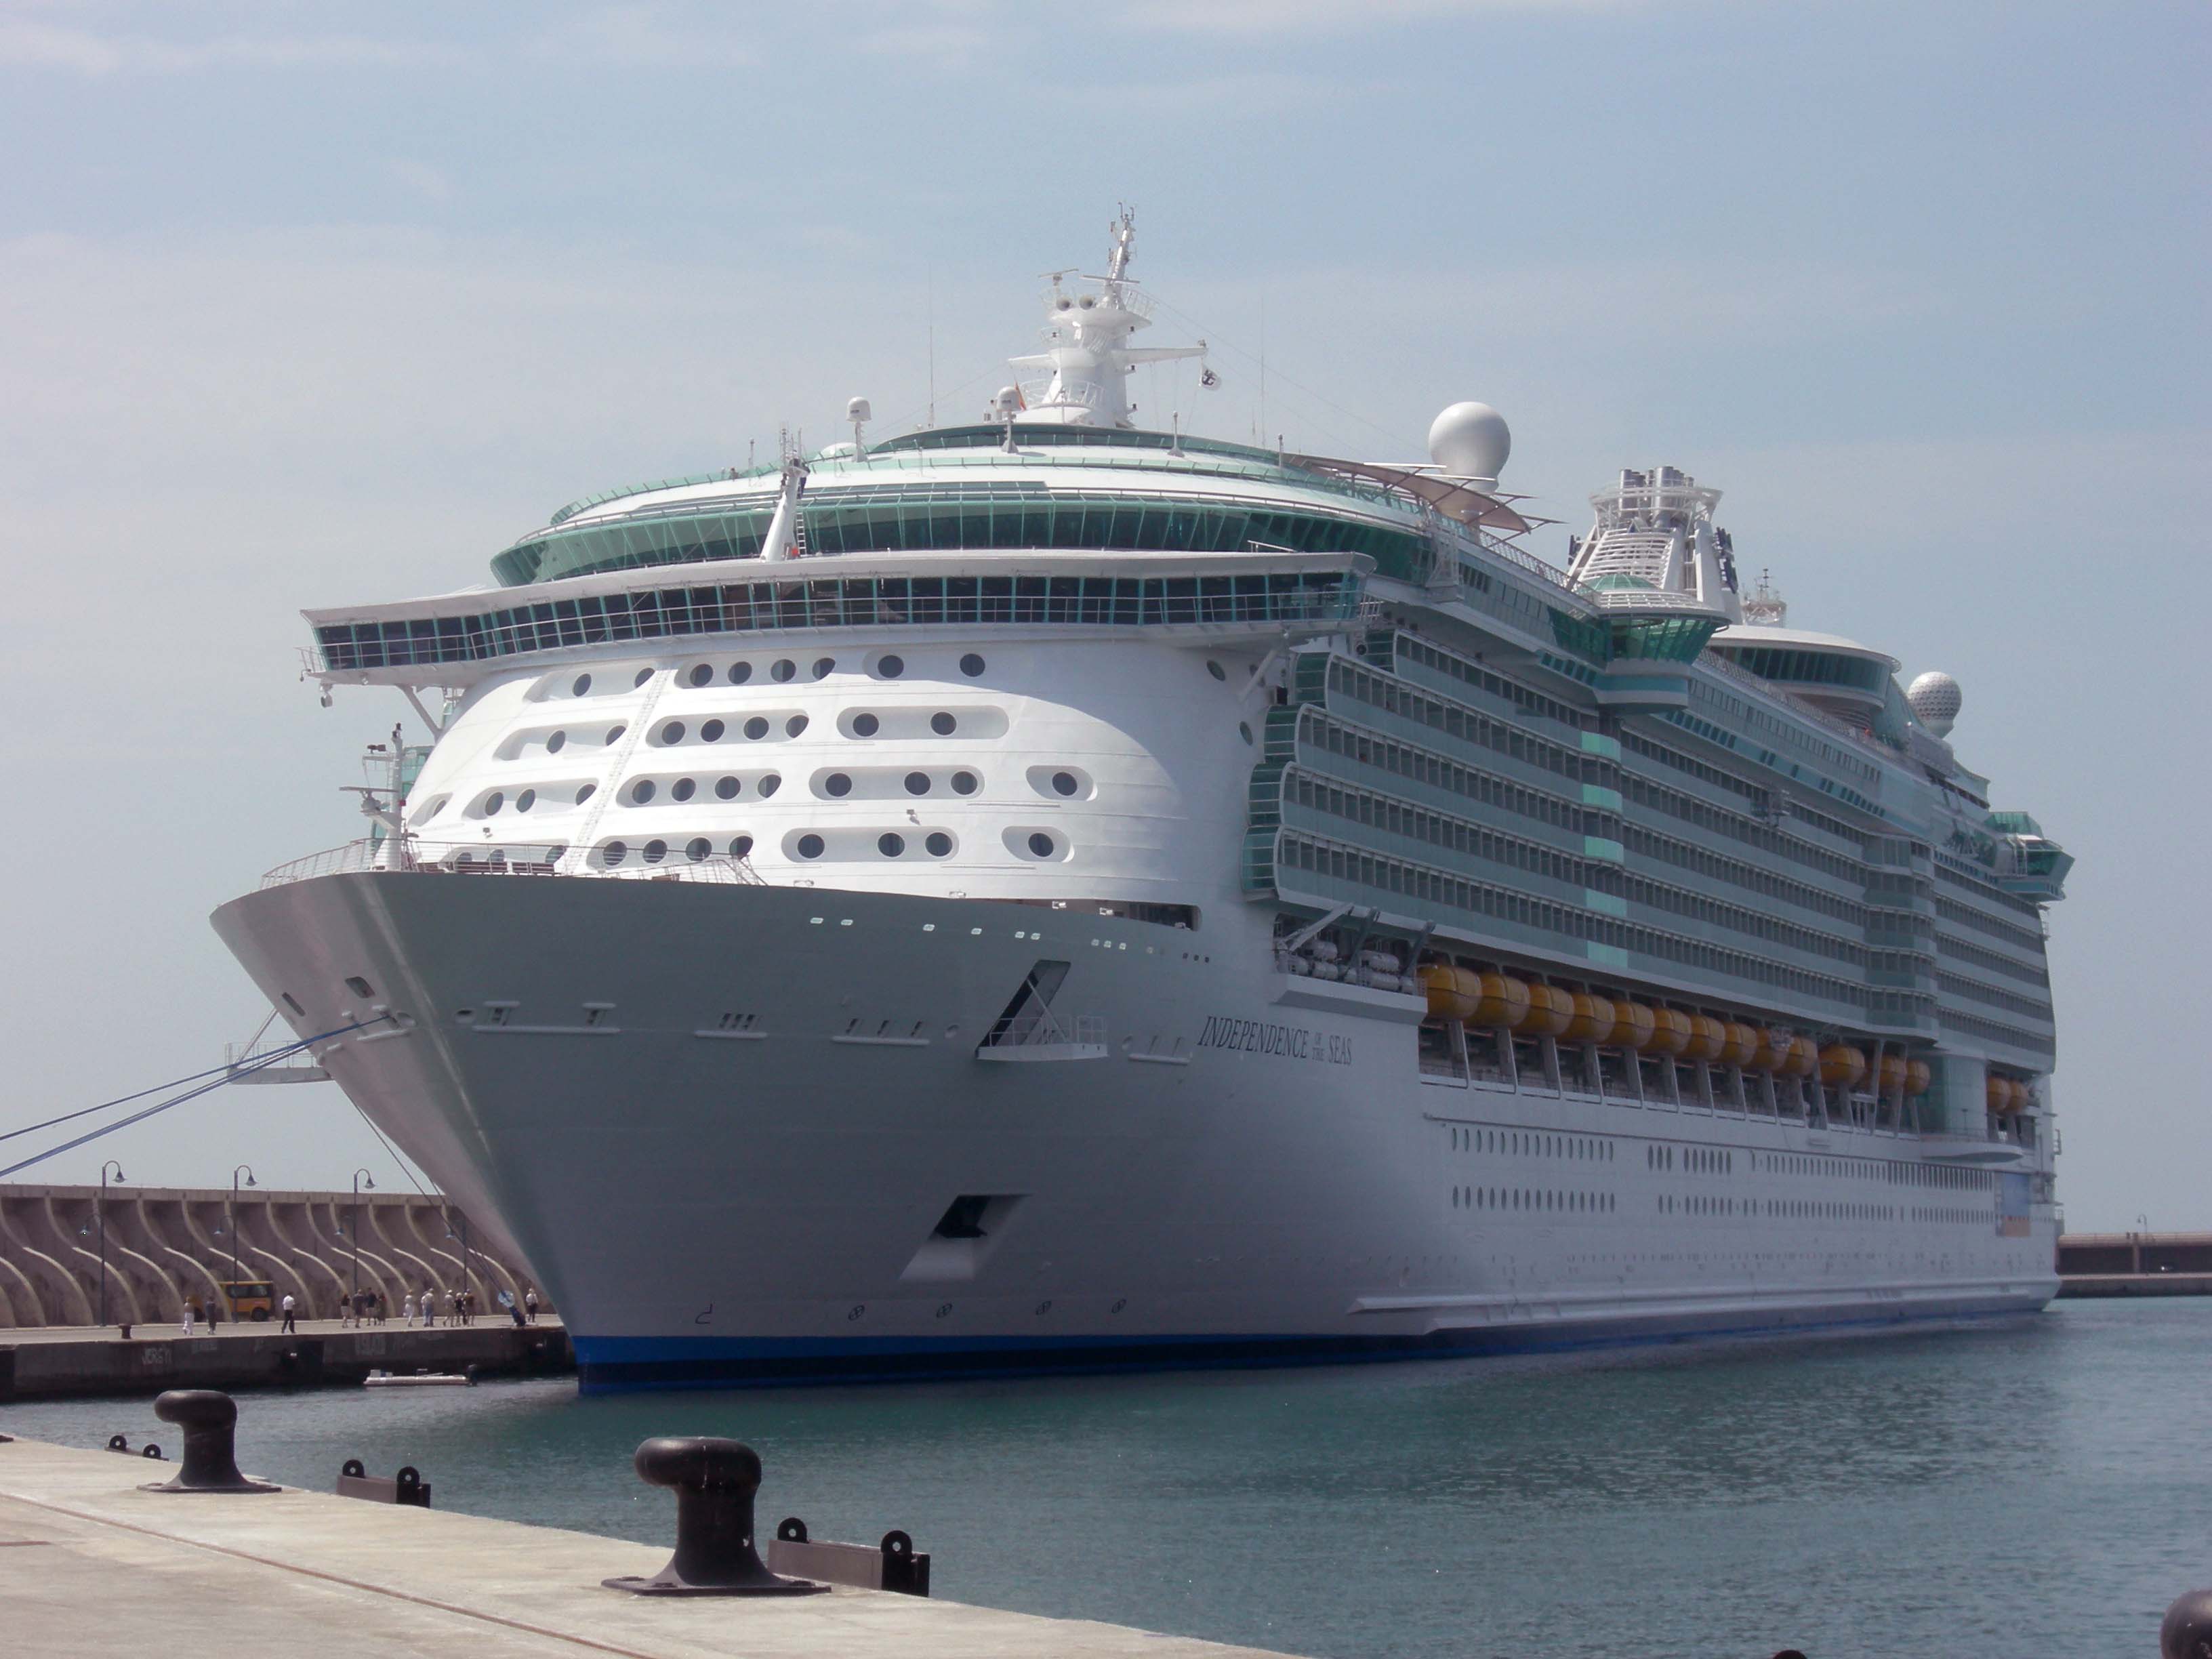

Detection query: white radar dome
xmin=1906 ymin=670 xmax=1962 ymax=738
xmin=1428 ymin=401 xmax=1511 ymax=485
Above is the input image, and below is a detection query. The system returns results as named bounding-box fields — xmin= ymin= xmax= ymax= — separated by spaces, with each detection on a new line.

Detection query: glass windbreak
xmin=1717 ymin=645 xmax=1887 ymax=691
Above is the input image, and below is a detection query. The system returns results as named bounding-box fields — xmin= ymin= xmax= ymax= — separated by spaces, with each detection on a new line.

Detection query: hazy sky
xmin=1 ymin=1 xmax=2203 ymax=1231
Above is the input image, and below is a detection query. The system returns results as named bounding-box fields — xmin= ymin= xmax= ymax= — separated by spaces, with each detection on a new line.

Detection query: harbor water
xmin=5 ymin=1298 xmax=2201 ymax=1657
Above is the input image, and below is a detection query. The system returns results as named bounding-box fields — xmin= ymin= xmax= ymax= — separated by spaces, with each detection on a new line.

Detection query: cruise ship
xmin=214 ymin=214 xmax=2072 ymax=1390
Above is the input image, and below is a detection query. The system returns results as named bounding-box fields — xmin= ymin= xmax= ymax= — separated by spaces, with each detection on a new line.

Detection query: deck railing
xmin=260 ymin=838 xmax=764 ymax=892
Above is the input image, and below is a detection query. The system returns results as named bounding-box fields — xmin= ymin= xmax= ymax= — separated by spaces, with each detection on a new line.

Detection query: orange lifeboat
xmin=1904 ymin=1059 xmax=1932 ymax=1097
xmin=1561 ymin=993 xmax=1618 ymax=1046
xmin=1986 ymin=1073 xmax=2011 ymax=1113
xmin=1818 ymin=1044 xmax=1868 ymax=1088
xmin=1719 ymin=1022 xmax=1760 ymax=1067
xmin=1469 ymin=972 xmax=1532 ymax=1029
xmin=1783 ymin=1036 xmax=1818 ymax=1078
xmin=1647 ymin=1008 xmax=1693 ymax=1057
xmin=1517 ymin=983 xmax=1574 ymax=1039
xmin=1877 ymin=1053 xmax=1908 ymax=1093
xmin=1420 ymin=963 xmax=1475 ymax=1023
xmin=1748 ymin=1028 xmax=1793 ymax=1071
xmin=1611 ymin=1000 xmax=1657 ymax=1051
xmin=1685 ymin=1015 xmax=1727 ymax=1063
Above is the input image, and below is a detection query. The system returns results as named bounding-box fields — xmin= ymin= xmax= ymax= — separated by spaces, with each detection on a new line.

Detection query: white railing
xmin=260 ymin=838 xmax=764 ymax=892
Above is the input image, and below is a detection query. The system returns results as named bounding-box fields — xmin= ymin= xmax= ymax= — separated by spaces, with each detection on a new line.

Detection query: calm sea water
xmin=5 ymin=1298 xmax=2204 ymax=1657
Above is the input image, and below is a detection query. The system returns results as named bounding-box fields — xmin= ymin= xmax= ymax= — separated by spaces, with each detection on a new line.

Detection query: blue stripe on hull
xmin=575 ymin=1304 xmax=2043 ymax=1393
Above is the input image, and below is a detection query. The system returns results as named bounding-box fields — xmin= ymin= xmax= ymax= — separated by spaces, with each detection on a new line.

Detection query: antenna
xmin=926 ymin=268 xmax=936 ymax=429
xmin=846 ymin=396 xmax=871 ymax=459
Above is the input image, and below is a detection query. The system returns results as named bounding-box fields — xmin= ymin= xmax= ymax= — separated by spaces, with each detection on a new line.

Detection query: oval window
xmin=925 ymin=832 xmax=953 ymax=857
xmin=824 ymin=773 xmax=852 ymax=798
xmin=575 ymin=783 xmax=597 ymax=804
xmin=1028 ymin=832 xmax=1055 ymax=857
xmin=930 ymin=712 xmax=957 ymax=735
xmin=959 ymin=653 xmax=985 ymax=678
xmin=877 ymin=655 xmax=904 ymax=679
xmin=1207 ymin=660 xmax=1227 ymax=682
xmin=771 ymin=659 xmax=796 ymax=682
xmin=878 ymin=832 xmax=905 ymax=857
xmin=759 ymin=773 xmax=781 ymax=798
xmin=951 ymin=771 xmax=979 ymax=796
xmin=571 ymin=674 xmax=592 ymax=697
xmin=630 ymin=779 xmax=655 ymax=804
xmin=546 ymin=730 xmax=567 ymax=754
xmin=634 ymin=668 xmax=654 ymax=687
xmin=605 ymin=723 xmax=626 ymax=745
xmin=852 ymin=712 xmax=880 ymax=737
xmin=743 ymin=716 xmax=769 ymax=740
xmin=728 ymin=661 xmax=752 ymax=684
xmin=685 ymin=837 xmax=711 ymax=863
xmin=796 ymin=834 xmax=824 ymax=859
xmin=812 ymin=657 xmax=835 ymax=680
xmin=904 ymin=771 xmax=931 ymax=796
xmin=642 ymin=839 xmax=668 ymax=864
xmin=516 ymin=789 xmax=536 ymax=813
xmin=701 ymin=718 xmax=724 ymax=743
xmin=689 ymin=663 xmax=712 ymax=687
xmin=602 ymin=840 xmax=628 ymax=867
xmin=785 ymin=714 xmax=808 ymax=737
xmin=483 ymin=791 xmax=504 ymax=815
xmin=716 ymin=776 xmax=740 ymax=800
xmin=1051 ymin=771 xmax=1078 ymax=797
xmin=659 ymin=720 xmax=685 ymax=745
xmin=1239 ymin=722 xmax=1254 ymax=745
xmin=672 ymin=778 xmax=696 ymax=802
xmin=729 ymin=834 xmax=754 ymax=857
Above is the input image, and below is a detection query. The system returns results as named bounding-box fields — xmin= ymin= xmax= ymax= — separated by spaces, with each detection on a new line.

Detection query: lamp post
xmin=228 ymin=1164 xmax=256 ymax=1313
xmin=445 ymin=1210 xmax=472 ymax=1323
xmin=350 ymin=1168 xmax=375 ymax=1322
xmin=98 ymin=1160 xmax=125 ymax=1328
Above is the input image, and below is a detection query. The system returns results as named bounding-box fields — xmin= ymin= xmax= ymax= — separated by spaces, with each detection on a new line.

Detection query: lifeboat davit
xmin=1647 ymin=1008 xmax=1693 ymax=1057
xmin=1561 ymin=993 xmax=1617 ymax=1046
xmin=1819 ymin=1044 xmax=1868 ymax=1087
xmin=1470 ymin=972 xmax=1532 ymax=1029
xmin=1684 ymin=1015 xmax=1727 ymax=1063
xmin=1611 ymin=1000 xmax=1657 ymax=1051
xmin=1719 ymin=1022 xmax=1760 ymax=1068
xmin=1783 ymin=1035 xmax=1818 ymax=1078
xmin=1517 ymin=983 xmax=1574 ymax=1038
xmin=1420 ymin=963 xmax=1474 ymax=1023
xmin=1904 ymin=1059 xmax=1932 ymax=1097
xmin=1748 ymin=1029 xmax=1793 ymax=1071
xmin=1877 ymin=1053 xmax=1908 ymax=1093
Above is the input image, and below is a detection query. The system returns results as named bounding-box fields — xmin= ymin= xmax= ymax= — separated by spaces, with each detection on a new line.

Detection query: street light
xmin=229 ymin=1164 xmax=256 ymax=1316
xmin=350 ymin=1168 xmax=375 ymax=1323
xmin=98 ymin=1160 xmax=125 ymax=1328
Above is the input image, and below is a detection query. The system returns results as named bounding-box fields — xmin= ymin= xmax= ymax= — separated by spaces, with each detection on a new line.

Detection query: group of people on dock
xmin=171 ymin=1282 xmax=540 ymax=1332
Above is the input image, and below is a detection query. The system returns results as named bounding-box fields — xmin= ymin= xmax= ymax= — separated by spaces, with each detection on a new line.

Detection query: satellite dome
xmin=1906 ymin=670 xmax=1962 ymax=738
xmin=1427 ymin=401 xmax=1511 ymax=485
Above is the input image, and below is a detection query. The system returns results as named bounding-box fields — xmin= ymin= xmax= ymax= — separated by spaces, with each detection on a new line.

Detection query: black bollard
xmin=602 ymin=1437 xmax=825 ymax=1597
xmin=140 ymin=1390 xmax=279 ymax=1494
xmin=2164 ymin=1591 xmax=2212 ymax=1659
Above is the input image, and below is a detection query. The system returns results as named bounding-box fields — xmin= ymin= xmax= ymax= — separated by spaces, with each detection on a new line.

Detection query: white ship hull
xmin=214 ymin=870 xmax=2057 ymax=1391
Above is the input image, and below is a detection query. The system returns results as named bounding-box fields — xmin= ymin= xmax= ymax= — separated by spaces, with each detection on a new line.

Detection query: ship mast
xmin=1008 ymin=206 xmax=1206 ymax=430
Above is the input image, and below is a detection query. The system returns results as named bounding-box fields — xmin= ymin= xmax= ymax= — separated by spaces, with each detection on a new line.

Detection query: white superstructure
xmin=214 ymin=217 xmax=2070 ymax=1389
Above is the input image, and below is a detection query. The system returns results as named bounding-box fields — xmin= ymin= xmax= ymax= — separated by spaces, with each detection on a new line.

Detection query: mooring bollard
xmin=769 ymin=1516 xmax=931 ymax=1597
xmin=140 ymin=1390 xmax=279 ymax=1494
xmin=602 ymin=1437 xmax=826 ymax=1597
xmin=335 ymin=1457 xmax=432 ymax=1508
xmin=2163 ymin=1589 xmax=2212 ymax=1659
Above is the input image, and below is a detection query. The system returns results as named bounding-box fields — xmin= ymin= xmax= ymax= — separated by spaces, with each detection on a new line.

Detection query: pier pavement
xmin=0 ymin=1433 xmax=1295 ymax=1659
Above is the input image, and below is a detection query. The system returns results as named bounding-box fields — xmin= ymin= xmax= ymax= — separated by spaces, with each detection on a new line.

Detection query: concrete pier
xmin=0 ymin=1433 xmax=1296 ymax=1658
xmin=2055 ymin=1231 xmax=2212 ymax=1298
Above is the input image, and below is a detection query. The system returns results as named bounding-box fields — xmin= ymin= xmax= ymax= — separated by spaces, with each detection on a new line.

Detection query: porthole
xmin=877 ymin=654 xmax=904 ymax=679
xmin=824 ymin=773 xmax=852 ymax=798
xmin=685 ymin=836 xmax=711 ymax=863
xmin=516 ymin=789 xmax=536 ymax=813
xmin=688 ymin=663 xmax=712 ymax=687
xmin=575 ymin=783 xmax=597 ymax=804
xmin=603 ymin=840 xmax=628 ymax=867
xmin=744 ymin=716 xmax=769 ymax=740
xmin=930 ymin=712 xmax=957 ymax=735
xmin=1207 ymin=660 xmax=1227 ymax=682
xmin=546 ymin=731 xmax=567 ymax=754
xmin=634 ymin=668 xmax=653 ymax=688
xmin=785 ymin=714 xmax=808 ymax=737
xmin=642 ymin=839 xmax=668 ymax=864
xmin=853 ymin=712 xmax=880 ymax=737
xmin=716 ymin=776 xmax=740 ymax=800
xmin=771 ymin=659 xmax=796 ymax=682
xmin=413 ymin=796 xmax=447 ymax=824
xmin=812 ymin=656 xmax=835 ymax=680
xmin=604 ymin=723 xmax=626 ymax=745
xmin=728 ymin=661 xmax=752 ymax=684
xmin=483 ymin=791 xmax=504 ymax=815
xmin=878 ymin=832 xmax=905 ymax=857
xmin=1028 ymin=832 xmax=1055 ymax=857
xmin=796 ymin=834 xmax=824 ymax=859
xmin=630 ymin=780 xmax=655 ymax=804
xmin=925 ymin=832 xmax=953 ymax=857
xmin=1239 ymin=722 xmax=1254 ymax=745
xmin=672 ymin=778 xmax=696 ymax=802
xmin=729 ymin=834 xmax=754 ymax=857
xmin=659 ymin=720 xmax=686 ymax=745
xmin=759 ymin=774 xmax=781 ymax=798
xmin=1050 ymin=771 xmax=1078 ymax=797
xmin=571 ymin=674 xmax=592 ymax=697
xmin=701 ymin=719 xmax=724 ymax=743
xmin=905 ymin=771 xmax=931 ymax=796
xmin=951 ymin=771 xmax=979 ymax=796
xmin=345 ymin=975 xmax=375 ymax=998
xmin=959 ymin=653 xmax=985 ymax=677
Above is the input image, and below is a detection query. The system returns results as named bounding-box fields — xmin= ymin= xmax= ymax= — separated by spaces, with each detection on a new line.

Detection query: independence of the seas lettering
xmin=1194 ymin=1015 xmax=1354 ymax=1066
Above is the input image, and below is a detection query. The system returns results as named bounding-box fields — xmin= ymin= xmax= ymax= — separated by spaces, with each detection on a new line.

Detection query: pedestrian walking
xmin=180 ymin=1296 xmax=197 ymax=1336
xmin=403 ymin=1292 xmax=415 ymax=1326
xmin=205 ymin=1293 xmax=222 ymax=1332
xmin=524 ymin=1286 xmax=539 ymax=1324
xmin=442 ymin=1289 xmax=455 ymax=1326
xmin=279 ymin=1292 xmax=297 ymax=1334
